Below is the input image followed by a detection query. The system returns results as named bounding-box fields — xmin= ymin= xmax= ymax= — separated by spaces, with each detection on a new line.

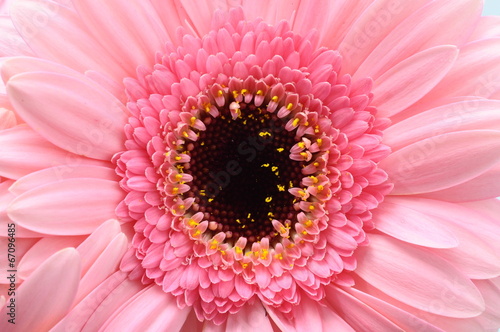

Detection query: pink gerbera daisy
xmin=1 ymin=0 xmax=500 ymax=331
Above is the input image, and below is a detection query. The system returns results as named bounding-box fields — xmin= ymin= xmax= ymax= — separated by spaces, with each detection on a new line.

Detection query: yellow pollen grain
xmin=208 ymin=198 xmax=214 ymax=203
xmin=241 ymin=263 xmax=248 ymax=269
xmin=276 ymin=148 xmax=284 ymax=152
xmin=204 ymin=104 xmax=211 ymax=112
xmin=261 ymin=250 xmax=269 ymax=260
xmin=277 ymin=185 xmax=285 ymax=191
xmin=302 ymin=230 xmax=307 ymax=235
xmin=235 ymin=247 xmax=243 ymax=254
xmin=172 ymin=187 xmax=179 ymax=194
xmin=304 ymin=121 xmax=309 ymax=126
xmin=236 ymin=219 xmax=241 ymax=224
xmin=271 ymin=96 xmax=278 ymax=102
xmin=256 ymin=90 xmax=263 ymax=95
xmin=268 ymin=212 xmax=274 ymax=217
xmin=193 ymin=230 xmax=201 ymax=237
xmin=289 ymin=181 xmax=293 ymax=188
xmin=190 ymin=116 xmax=197 ymax=125
xmin=317 ymin=138 xmax=323 ymax=146
xmin=188 ymin=219 xmax=199 ymax=227
xmin=271 ymin=166 xmax=278 ymax=172
xmin=310 ymin=176 xmax=318 ymax=183
xmin=175 ymin=174 xmax=183 ymax=181
xmin=300 ymin=152 xmax=308 ymax=159
xmin=247 ymin=213 xmax=252 ymax=218
xmin=200 ymin=141 xmax=205 ymax=146
xmin=182 ymin=131 xmax=189 ymax=138
xmin=179 ymin=205 xmax=185 ymax=210
xmin=292 ymin=118 xmax=300 ymax=127
xmin=317 ymin=185 xmax=324 ymax=191
xmin=265 ymin=196 xmax=273 ymax=203
xmin=305 ymin=220 xmax=313 ymax=227
xmin=313 ymin=162 xmax=319 ymax=167
xmin=232 ymin=90 xmax=239 ymax=98
xmin=298 ymin=142 xmax=306 ymax=149
xmin=175 ymin=156 xmax=182 ymax=161
xmin=275 ymin=253 xmax=283 ymax=260
xmin=199 ymin=190 xmax=206 ymax=196
xmin=259 ymin=131 xmax=271 ymax=137
xmin=217 ymin=90 xmax=223 ymax=96
xmin=309 ymin=205 xmax=315 ymax=210
xmin=261 ymin=163 xmax=270 ymax=167
xmin=241 ymin=89 xmax=248 ymax=94
xmin=286 ymin=103 xmax=293 ymax=110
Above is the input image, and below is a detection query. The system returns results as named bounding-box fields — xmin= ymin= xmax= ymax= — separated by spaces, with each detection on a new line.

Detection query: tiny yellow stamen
xmin=271 ymin=96 xmax=278 ymax=102
xmin=175 ymin=174 xmax=183 ymax=181
xmin=298 ymin=142 xmax=305 ymax=149
xmin=261 ymin=163 xmax=270 ymax=167
xmin=309 ymin=205 xmax=315 ymax=210
xmin=286 ymin=103 xmax=293 ymax=110
xmin=256 ymin=90 xmax=263 ymax=95
xmin=317 ymin=185 xmax=324 ymax=191
xmin=276 ymin=148 xmax=284 ymax=152
xmin=217 ymin=90 xmax=223 ymax=97
xmin=241 ymin=89 xmax=248 ymax=95
xmin=235 ymin=247 xmax=243 ymax=254
xmin=175 ymin=156 xmax=182 ymax=161
xmin=271 ymin=166 xmax=278 ymax=172
xmin=310 ymin=176 xmax=319 ymax=183
xmin=259 ymin=131 xmax=271 ymax=137
xmin=208 ymin=198 xmax=214 ymax=203
xmin=268 ymin=212 xmax=275 ymax=217
xmin=292 ymin=118 xmax=300 ymax=127
xmin=190 ymin=116 xmax=197 ymax=126
xmin=305 ymin=220 xmax=313 ymax=227
xmin=317 ymin=138 xmax=323 ymax=146
xmin=265 ymin=196 xmax=273 ymax=203
xmin=277 ymin=185 xmax=285 ymax=191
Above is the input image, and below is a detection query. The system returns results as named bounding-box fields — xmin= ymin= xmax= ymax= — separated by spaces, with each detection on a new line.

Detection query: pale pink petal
xmin=6 ymin=72 xmax=127 ymax=160
xmin=0 ymin=15 xmax=33 ymax=56
xmin=240 ymin=0 xmax=297 ymax=26
xmin=291 ymin=1 xmax=334 ymax=41
xmin=101 ymin=284 xmax=190 ymax=331
xmin=320 ymin=0 xmax=374 ymax=50
xmin=1 ymin=56 xmax=126 ymax=102
xmin=7 ymin=178 xmax=123 ymax=235
xmin=0 ymin=248 xmax=81 ymax=331
xmin=17 ymin=235 xmax=86 ymax=280
xmin=355 ymin=234 xmax=485 ymax=318
xmin=226 ymin=302 xmax=274 ymax=332
xmin=380 ymin=130 xmax=500 ymax=195
xmin=0 ymin=107 xmax=16 ymax=129
xmin=421 ymin=38 xmax=500 ymax=101
xmin=9 ymin=165 xmax=118 ymax=195
xmin=372 ymin=197 xmax=458 ymax=248
xmin=9 ymin=0 xmax=126 ymax=79
xmin=325 ymin=286 xmax=404 ymax=331
xmin=0 ymin=236 xmax=38 ymax=283
xmin=372 ymin=46 xmax=458 ymax=117
xmin=150 ymin=0 xmax=191 ymax=44
xmin=0 ymin=125 xmax=106 ymax=179
xmin=473 ymin=279 xmax=500 ymax=330
xmin=72 ymin=0 xmax=169 ymax=70
xmin=75 ymin=233 xmax=128 ymax=303
xmin=178 ymin=0 xmax=229 ymax=37
xmin=353 ymin=0 xmax=482 ymax=80
xmin=266 ymin=295 xmax=353 ymax=332
xmin=384 ymin=99 xmax=500 ymax=151
xmin=401 ymin=197 xmax=500 ymax=255
xmin=344 ymin=287 xmax=444 ymax=331
xmin=429 ymin=222 xmax=500 ymax=279
xmin=468 ymin=16 xmax=500 ymax=42
xmin=416 ymin=163 xmax=500 ymax=202
xmin=51 ymin=272 xmax=142 ymax=332
xmin=76 ymin=219 xmax=123 ymax=275
xmin=338 ymin=0 xmax=432 ymax=76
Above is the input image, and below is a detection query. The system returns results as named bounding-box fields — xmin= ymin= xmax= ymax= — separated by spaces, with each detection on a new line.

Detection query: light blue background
xmin=483 ymin=0 xmax=500 ymax=15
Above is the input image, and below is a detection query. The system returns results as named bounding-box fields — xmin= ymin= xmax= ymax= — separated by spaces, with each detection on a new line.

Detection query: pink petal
xmin=353 ymin=0 xmax=482 ymax=80
xmin=0 ymin=125 xmax=106 ymax=179
xmin=338 ymin=0 xmax=433 ymax=76
xmin=0 ymin=15 xmax=33 ymax=56
xmin=101 ymin=284 xmax=190 ymax=331
xmin=0 ymin=248 xmax=81 ymax=331
xmin=75 ymin=233 xmax=128 ymax=303
xmin=18 ymin=235 xmax=86 ymax=280
xmin=226 ymin=302 xmax=274 ymax=332
xmin=50 ymin=272 xmax=142 ymax=332
xmin=420 ymin=38 xmax=500 ymax=102
xmin=473 ymin=279 xmax=500 ymax=330
xmin=372 ymin=46 xmax=458 ymax=117
xmin=344 ymin=287 xmax=444 ymax=332
xmin=72 ymin=0 xmax=168 ymax=71
xmin=6 ymin=72 xmax=127 ymax=160
xmin=372 ymin=197 xmax=458 ymax=248
xmin=0 ymin=107 xmax=16 ymax=130
xmin=76 ymin=219 xmax=123 ymax=275
xmin=384 ymin=99 xmax=500 ymax=151
xmin=380 ymin=130 xmax=500 ymax=195
xmin=393 ymin=197 xmax=500 ymax=278
xmin=468 ymin=16 xmax=500 ymax=41
xmin=9 ymin=0 xmax=126 ymax=79
xmin=325 ymin=286 xmax=403 ymax=331
xmin=7 ymin=178 xmax=123 ymax=235
xmin=9 ymin=165 xmax=118 ymax=196
xmin=416 ymin=163 xmax=500 ymax=202
xmin=355 ymin=234 xmax=485 ymax=318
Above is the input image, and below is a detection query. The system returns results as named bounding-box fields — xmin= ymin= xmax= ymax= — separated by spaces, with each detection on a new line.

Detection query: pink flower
xmin=1 ymin=0 xmax=500 ymax=331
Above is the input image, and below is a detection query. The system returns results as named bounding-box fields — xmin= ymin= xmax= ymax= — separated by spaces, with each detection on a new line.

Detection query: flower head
xmin=1 ymin=0 xmax=500 ymax=331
